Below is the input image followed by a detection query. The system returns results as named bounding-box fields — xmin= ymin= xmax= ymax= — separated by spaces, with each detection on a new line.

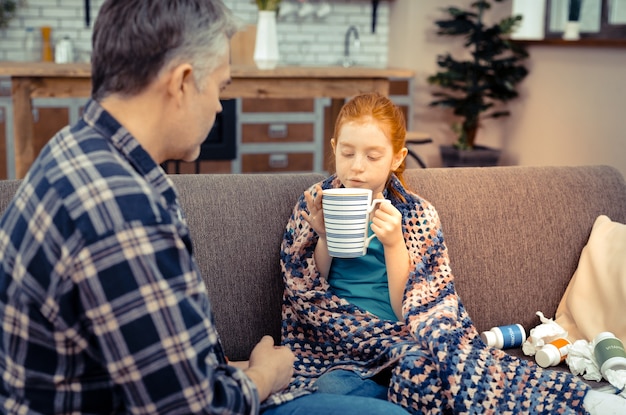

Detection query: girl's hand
xmin=301 ymin=184 xmax=333 ymax=277
xmin=301 ymin=184 xmax=326 ymax=238
xmin=371 ymin=193 xmax=410 ymax=320
xmin=370 ymin=193 xmax=404 ymax=248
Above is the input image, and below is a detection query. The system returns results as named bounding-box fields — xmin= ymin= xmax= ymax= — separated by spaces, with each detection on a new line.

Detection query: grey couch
xmin=1 ymin=166 xmax=625 ymax=369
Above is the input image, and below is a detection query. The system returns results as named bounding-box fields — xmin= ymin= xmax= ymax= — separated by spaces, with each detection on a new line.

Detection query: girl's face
xmin=331 ymin=120 xmax=406 ymax=195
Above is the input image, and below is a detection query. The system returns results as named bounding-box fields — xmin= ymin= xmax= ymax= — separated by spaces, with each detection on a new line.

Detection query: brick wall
xmin=0 ymin=0 xmax=389 ymax=67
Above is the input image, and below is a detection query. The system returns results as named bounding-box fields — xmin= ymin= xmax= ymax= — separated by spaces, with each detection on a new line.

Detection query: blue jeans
xmin=313 ymin=368 xmax=389 ymax=400
xmin=262 ymin=392 xmax=408 ymax=415
xmin=262 ymin=370 xmax=405 ymax=415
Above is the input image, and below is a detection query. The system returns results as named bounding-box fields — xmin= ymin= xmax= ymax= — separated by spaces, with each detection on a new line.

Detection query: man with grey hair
xmin=0 ymin=1 xmax=409 ymax=414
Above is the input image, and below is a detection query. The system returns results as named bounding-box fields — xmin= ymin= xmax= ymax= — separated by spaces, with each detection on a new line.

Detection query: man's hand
xmin=244 ymin=336 xmax=295 ymax=401
xmin=228 ymin=360 xmax=249 ymax=370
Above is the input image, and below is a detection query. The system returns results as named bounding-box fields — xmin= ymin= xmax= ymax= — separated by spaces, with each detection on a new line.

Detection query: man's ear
xmin=167 ymin=63 xmax=194 ymax=105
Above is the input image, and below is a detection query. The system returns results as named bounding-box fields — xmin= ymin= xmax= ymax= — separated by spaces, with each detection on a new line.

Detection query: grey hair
xmin=92 ymin=0 xmax=240 ymax=100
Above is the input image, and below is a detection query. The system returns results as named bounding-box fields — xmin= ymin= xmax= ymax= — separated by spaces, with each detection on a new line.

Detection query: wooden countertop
xmin=0 ymin=62 xmax=414 ymax=80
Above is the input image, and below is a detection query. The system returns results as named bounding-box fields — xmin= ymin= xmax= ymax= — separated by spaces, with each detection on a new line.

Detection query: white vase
xmin=254 ymin=10 xmax=280 ymax=70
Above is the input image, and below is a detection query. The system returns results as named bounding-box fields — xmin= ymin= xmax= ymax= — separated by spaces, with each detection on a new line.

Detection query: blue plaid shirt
xmin=0 ymin=100 xmax=259 ymax=414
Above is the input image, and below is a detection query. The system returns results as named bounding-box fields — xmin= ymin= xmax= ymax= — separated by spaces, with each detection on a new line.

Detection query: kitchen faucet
xmin=342 ymin=25 xmax=360 ymax=67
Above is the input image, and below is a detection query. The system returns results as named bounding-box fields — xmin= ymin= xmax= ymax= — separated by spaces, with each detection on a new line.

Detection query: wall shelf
xmin=516 ymin=38 xmax=626 ymax=47
xmin=526 ymin=0 xmax=626 ymax=48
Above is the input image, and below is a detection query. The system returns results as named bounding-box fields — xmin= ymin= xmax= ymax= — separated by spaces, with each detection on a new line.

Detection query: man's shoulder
xmin=26 ymin=133 xmax=170 ymax=240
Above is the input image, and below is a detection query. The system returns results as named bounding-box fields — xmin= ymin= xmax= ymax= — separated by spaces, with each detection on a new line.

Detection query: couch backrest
xmin=1 ymin=166 xmax=625 ymax=361
xmin=401 ymin=165 xmax=626 ymax=336
xmin=170 ymin=173 xmax=324 ymax=360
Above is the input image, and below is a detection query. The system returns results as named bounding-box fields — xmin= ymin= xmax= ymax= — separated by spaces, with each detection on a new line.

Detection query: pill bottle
xmin=480 ymin=324 xmax=526 ymax=349
xmin=593 ymin=332 xmax=626 ymax=380
xmin=535 ymin=338 xmax=571 ymax=368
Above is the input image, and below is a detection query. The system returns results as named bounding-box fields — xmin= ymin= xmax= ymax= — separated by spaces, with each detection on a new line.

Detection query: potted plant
xmin=255 ymin=0 xmax=281 ymax=11
xmin=427 ymin=0 xmax=529 ymax=167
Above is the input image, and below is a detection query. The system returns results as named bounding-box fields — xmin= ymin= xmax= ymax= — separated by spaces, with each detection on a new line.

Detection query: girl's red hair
xmin=332 ymin=92 xmax=409 ymax=201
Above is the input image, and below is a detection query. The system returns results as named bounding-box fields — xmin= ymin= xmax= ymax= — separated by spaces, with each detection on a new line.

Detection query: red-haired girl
xmin=279 ymin=92 xmax=622 ymax=414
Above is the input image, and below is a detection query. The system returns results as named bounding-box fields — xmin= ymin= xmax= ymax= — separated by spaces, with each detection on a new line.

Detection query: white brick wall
xmin=0 ymin=0 xmax=389 ymax=67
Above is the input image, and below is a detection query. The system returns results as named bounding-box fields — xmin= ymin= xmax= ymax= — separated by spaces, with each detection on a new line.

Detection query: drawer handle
xmin=268 ymin=123 xmax=288 ymax=139
xmin=269 ymin=153 xmax=288 ymax=168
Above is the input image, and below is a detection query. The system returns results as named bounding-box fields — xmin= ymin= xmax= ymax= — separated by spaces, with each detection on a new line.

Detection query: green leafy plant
xmin=427 ymin=0 xmax=529 ymax=150
xmin=0 ymin=0 xmax=20 ymax=29
xmin=255 ymin=0 xmax=281 ymax=11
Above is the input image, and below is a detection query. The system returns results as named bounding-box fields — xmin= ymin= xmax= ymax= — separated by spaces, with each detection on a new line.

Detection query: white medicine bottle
xmin=593 ymin=332 xmax=626 ymax=380
xmin=535 ymin=338 xmax=571 ymax=368
xmin=480 ymin=324 xmax=526 ymax=349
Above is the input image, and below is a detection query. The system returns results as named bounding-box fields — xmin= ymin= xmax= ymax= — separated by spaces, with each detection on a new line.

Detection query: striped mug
xmin=322 ymin=188 xmax=389 ymax=258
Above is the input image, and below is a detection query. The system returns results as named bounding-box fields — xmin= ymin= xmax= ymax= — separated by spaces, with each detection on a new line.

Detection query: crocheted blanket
xmin=277 ymin=174 xmax=589 ymax=414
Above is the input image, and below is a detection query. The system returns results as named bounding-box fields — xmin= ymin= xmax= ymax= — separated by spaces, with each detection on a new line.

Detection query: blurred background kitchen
xmin=1 ymin=0 xmax=625 ymax=179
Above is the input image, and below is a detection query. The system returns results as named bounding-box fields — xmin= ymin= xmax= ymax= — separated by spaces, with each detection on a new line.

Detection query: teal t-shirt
xmin=328 ymin=225 xmax=398 ymax=321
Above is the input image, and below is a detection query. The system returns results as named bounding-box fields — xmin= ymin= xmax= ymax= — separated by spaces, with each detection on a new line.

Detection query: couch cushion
xmin=170 ymin=173 xmax=324 ymax=361
xmin=555 ymin=215 xmax=626 ymax=344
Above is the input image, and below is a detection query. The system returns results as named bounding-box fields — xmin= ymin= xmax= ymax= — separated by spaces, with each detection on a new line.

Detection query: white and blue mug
xmin=322 ymin=188 xmax=389 ymax=258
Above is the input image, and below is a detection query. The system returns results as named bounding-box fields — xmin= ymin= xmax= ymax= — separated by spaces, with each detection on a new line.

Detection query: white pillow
xmin=555 ymin=215 xmax=626 ymax=344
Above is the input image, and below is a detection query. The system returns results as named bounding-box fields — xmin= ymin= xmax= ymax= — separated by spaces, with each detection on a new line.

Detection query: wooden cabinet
xmin=0 ymin=92 xmax=83 ymax=179
xmin=388 ymin=77 xmax=415 ymax=131
xmin=242 ymin=153 xmax=314 ymax=173
xmin=163 ymin=97 xmax=328 ymax=174
xmin=33 ymin=107 xmax=70 ymax=145
xmin=0 ymin=72 xmax=413 ymax=177
xmin=130 ymin=77 xmax=413 ymax=175
xmin=236 ymin=97 xmax=327 ymax=173
xmin=1 ymin=63 xmax=415 ymax=178
xmin=0 ymin=104 xmax=71 ymax=181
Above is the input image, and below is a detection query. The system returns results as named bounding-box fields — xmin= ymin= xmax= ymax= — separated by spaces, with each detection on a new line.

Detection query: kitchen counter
xmin=0 ymin=62 xmax=415 ymax=98
xmin=0 ymin=62 xmax=415 ymax=178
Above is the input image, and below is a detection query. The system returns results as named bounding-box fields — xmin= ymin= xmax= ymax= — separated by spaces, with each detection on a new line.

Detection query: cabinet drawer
xmin=242 ymin=123 xmax=314 ymax=143
xmin=242 ymin=98 xmax=315 ymax=113
xmin=242 ymin=153 xmax=313 ymax=173
xmin=34 ymin=107 xmax=69 ymax=145
xmin=389 ymin=79 xmax=410 ymax=96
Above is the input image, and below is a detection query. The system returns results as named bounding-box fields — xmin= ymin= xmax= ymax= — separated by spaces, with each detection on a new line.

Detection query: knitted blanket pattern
xmin=278 ymin=174 xmax=589 ymax=414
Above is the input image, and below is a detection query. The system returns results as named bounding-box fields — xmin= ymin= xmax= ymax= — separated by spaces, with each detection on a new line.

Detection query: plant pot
xmin=439 ymin=144 xmax=501 ymax=167
xmin=253 ymin=10 xmax=280 ymax=70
